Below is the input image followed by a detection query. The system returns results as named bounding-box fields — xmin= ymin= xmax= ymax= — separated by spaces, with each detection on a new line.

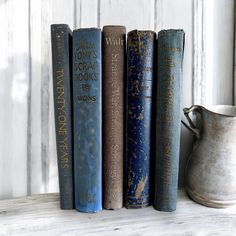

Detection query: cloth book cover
xmin=51 ymin=24 xmax=74 ymax=209
xmin=125 ymin=30 xmax=156 ymax=208
xmin=102 ymin=25 xmax=126 ymax=210
xmin=154 ymin=29 xmax=185 ymax=212
xmin=73 ymin=28 xmax=102 ymax=213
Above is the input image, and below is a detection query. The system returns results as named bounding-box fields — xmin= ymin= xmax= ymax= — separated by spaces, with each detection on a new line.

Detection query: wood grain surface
xmin=0 ymin=190 xmax=236 ymax=235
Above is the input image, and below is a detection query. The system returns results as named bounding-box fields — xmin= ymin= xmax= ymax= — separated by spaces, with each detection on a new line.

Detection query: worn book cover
xmin=154 ymin=29 xmax=185 ymax=212
xmin=103 ymin=25 xmax=126 ymax=210
xmin=51 ymin=24 xmax=74 ymax=209
xmin=73 ymin=28 xmax=102 ymax=213
xmin=125 ymin=30 xmax=156 ymax=208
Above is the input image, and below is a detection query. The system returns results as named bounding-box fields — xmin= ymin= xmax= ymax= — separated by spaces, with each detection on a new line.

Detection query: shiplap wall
xmin=0 ymin=0 xmax=235 ymax=199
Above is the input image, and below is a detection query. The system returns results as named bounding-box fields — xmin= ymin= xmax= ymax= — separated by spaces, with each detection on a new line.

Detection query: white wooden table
xmin=0 ymin=190 xmax=235 ymax=236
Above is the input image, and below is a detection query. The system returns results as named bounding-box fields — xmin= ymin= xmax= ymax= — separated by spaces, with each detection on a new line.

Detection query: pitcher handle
xmin=182 ymin=105 xmax=201 ymax=139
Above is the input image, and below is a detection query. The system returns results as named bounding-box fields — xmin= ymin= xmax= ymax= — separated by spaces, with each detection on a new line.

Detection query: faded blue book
xmin=73 ymin=28 xmax=102 ymax=213
xmin=154 ymin=29 xmax=185 ymax=212
xmin=125 ymin=30 xmax=156 ymax=208
xmin=51 ymin=24 xmax=74 ymax=209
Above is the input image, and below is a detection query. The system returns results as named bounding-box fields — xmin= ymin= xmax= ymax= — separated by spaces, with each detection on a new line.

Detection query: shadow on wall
xmin=0 ymin=52 xmax=58 ymax=200
xmin=0 ymin=52 xmax=30 ymax=200
xmin=179 ymin=122 xmax=194 ymax=187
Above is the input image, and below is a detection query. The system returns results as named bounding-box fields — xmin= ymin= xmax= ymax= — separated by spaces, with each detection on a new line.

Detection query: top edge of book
xmin=51 ymin=24 xmax=69 ymax=28
xmin=128 ymin=29 xmax=156 ymax=35
xmin=51 ymin=24 xmax=72 ymax=34
xmin=158 ymin=29 xmax=185 ymax=35
xmin=103 ymin=25 xmax=126 ymax=29
xmin=73 ymin=28 xmax=101 ymax=32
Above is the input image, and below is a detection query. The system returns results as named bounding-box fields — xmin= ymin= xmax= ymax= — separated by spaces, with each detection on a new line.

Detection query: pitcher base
xmin=186 ymin=186 xmax=236 ymax=208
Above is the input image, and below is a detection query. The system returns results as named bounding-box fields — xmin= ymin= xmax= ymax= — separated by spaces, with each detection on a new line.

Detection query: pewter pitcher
xmin=183 ymin=105 xmax=236 ymax=208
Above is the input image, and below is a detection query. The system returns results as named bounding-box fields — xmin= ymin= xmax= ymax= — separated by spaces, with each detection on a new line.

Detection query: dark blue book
xmin=73 ymin=28 xmax=102 ymax=213
xmin=154 ymin=29 xmax=185 ymax=212
xmin=125 ymin=30 xmax=156 ymax=208
xmin=51 ymin=24 xmax=74 ymax=209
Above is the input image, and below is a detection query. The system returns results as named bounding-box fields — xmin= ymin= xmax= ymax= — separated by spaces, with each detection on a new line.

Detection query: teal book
xmin=51 ymin=24 xmax=74 ymax=209
xmin=154 ymin=29 xmax=185 ymax=212
xmin=73 ymin=28 xmax=102 ymax=213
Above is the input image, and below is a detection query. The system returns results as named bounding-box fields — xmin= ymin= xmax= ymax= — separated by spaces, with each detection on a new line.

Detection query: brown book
xmin=103 ymin=25 xmax=126 ymax=210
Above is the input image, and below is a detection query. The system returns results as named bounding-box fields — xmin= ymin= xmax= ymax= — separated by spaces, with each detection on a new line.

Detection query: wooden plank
xmin=52 ymin=0 xmax=74 ymax=28
xmin=29 ymin=0 xmax=53 ymax=194
xmin=29 ymin=0 xmax=43 ymax=195
xmin=49 ymin=0 xmax=75 ymax=192
xmin=75 ymin=0 xmax=98 ymax=28
xmin=155 ymin=0 xmax=193 ymax=108
xmin=100 ymin=0 xmax=155 ymax=32
xmin=0 ymin=190 xmax=236 ymax=235
xmin=40 ymin=0 xmax=52 ymax=194
xmin=193 ymin=0 xmax=206 ymax=105
xmin=29 ymin=0 xmax=74 ymax=194
xmin=154 ymin=0 xmax=163 ymax=31
xmin=155 ymin=0 xmax=194 ymax=186
xmin=210 ymin=0 xmax=234 ymax=105
xmin=0 ymin=0 xmax=11 ymax=199
xmin=0 ymin=0 xmax=13 ymax=199
xmin=234 ymin=1 xmax=236 ymax=106
xmin=0 ymin=0 xmax=30 ymax=199
xmin=194 ymin=0 xmax=234 ymax=106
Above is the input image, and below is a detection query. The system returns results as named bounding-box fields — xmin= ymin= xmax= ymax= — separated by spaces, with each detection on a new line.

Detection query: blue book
xmin=51 ymin=24 xmax=74 ymax=209
xmin=125 ymin=30 xmax=156 ymax=208
xmin=72 ymin=28 xmax=102 ymax=213
xmin=154 ymin=29 xmax=185 ymax=212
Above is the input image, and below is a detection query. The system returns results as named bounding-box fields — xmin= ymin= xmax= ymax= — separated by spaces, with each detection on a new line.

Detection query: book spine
xmin=154 ymin=29 xmax=185 ymax=212
xmin=125 ymin=30 xmax=156 ymax=208
xmin=73 ymin=28 xmax=102 ymax=213
xmin=103 ymin=26 xmax=126 ymax=210
xmin=51 ymin=24 xmax=74 ymax=209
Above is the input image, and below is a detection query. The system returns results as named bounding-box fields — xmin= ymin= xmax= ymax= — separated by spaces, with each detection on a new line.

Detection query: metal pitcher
xmin=182 ymin=105 xmax=236 ymax=208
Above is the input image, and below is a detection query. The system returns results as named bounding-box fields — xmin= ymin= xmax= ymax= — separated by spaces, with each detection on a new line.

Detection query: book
xmin=102 ymin=25 xmax=126 ymax=210
xmin=73 ymin=28 xmax=102 ymax=213
xmin=51 ymin=24 xmax=74 ymax=209
xmin=154 ymin=29 xmax=185 ymax=212
xmin=125 ymin=30 xmax=156 ymax=208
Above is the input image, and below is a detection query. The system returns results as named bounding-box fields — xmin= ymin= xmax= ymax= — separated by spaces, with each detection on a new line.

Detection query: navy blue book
xmin=125 ymin=30 xmax=156 ymax=208
xmin=73 ymin=28 xmax=102 ymax=213
xmin=154 ymin=29 xmax=185 ymax=212
xmin=51 ymin=24 xmax=74 ymax=209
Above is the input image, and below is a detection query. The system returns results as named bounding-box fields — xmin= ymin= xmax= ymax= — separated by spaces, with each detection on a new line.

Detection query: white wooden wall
xmin=0 ymin=0 xmax=235 ymax=199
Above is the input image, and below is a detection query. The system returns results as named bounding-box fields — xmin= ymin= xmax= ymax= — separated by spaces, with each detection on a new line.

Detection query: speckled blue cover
xmin=73 ymin=28 xmax=102 ymax=213
xmin=125 ymin=30 xmax=156 ymax=208
xmin=51 ymin=24 xmax=74 ymax=209
xmin=154 ymin=29 xmax=185 ymax=212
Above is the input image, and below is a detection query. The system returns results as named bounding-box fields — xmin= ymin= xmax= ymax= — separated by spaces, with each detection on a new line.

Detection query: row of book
xmin=51 ymin=25 xmax=185 ymax=213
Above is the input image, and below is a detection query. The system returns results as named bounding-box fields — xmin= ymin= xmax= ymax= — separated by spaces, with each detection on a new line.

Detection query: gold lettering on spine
xmin=105 ymin=37 xmax=124 ymax=46
xmin=107 ymin=52 xmax=121 ymax=200
xmin=55 ymin=31 xmax=70 ymax=169
xmin=75 ymin=43 xmax=98 ymax=103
